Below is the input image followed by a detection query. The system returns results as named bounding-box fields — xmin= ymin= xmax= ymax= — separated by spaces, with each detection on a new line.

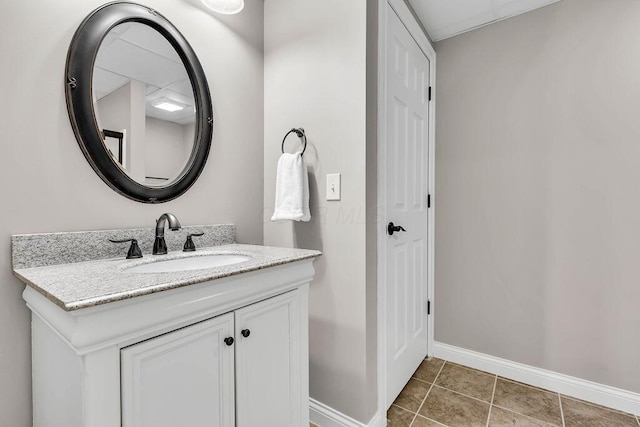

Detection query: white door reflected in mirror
xmin=93 ymin=22 xmax=196 ymax=187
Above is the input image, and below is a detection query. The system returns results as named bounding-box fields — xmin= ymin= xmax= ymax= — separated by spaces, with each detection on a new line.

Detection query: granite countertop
xmin=13 ymin=244 xmax=321 ymax=312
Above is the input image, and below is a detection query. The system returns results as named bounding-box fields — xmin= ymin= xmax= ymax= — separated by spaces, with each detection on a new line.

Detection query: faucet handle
xmin=183 ymin=233 xmax=204 ymax=252
xmin=109 ymin=238 xmax=143 ymax=259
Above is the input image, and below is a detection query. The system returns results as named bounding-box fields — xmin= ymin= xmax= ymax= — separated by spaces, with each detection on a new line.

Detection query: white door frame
xmin=377 ymin=0 xmax=436 ymax=419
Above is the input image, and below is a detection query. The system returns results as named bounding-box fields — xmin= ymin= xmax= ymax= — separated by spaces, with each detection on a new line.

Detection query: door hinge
xmin=427 ymin=300 xmax=431 ymax=315
xmin=427 ymin=194 xmax=431 ymax=208
xmin=428 ymin=86 xmax=432 ymax=101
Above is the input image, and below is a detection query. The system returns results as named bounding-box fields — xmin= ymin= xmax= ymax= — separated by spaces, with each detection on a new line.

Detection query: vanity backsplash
xmin=12 ymin=224 xmax=235 ymax=269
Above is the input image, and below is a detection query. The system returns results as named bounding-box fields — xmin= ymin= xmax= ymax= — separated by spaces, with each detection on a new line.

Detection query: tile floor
xmin=388 ymin=358 xmax=640 ymax=427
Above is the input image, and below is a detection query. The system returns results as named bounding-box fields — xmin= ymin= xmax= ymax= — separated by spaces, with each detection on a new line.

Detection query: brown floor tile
xmin=413 ymin=358 xmax=445 ymax=384
xmin=492 ymin=378 xmax=562 ymax=425
xmin=489 ymin=406 xmax=552 ymax=426
xmin=563 ymin=396 xmax=638 ymax=418
xmin=419 ymin=386 xmax=490 ymax=427
xmin=391 ymin=358 xmax=640 ymax=427
xmin=434 ymin=362 xmax=495 ymax=402
xmin=411 ymin=415 xmax=444 ymax=426
xmin=496 ymin=377 xmax=554 ymax=393
xmin=562 ymin=396 xmax=639 ymax=427
xmin=388 ymin=404 xmax=416 ymax=427
xmin=394 ymin=378 xmax=431 ymax=412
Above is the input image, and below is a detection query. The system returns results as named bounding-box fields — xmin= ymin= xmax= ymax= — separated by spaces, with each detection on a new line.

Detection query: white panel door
xmin=235 ymin=291 xmax=301 ymax=427
xmin=121 ymin=313 xmax=235 ymax=427
xmin=385 ymin=5 xmax=431 ymax=407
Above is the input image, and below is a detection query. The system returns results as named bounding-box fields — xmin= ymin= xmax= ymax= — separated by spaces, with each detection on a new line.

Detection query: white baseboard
xmin=310 ymin=398 xmax=384 ymax=427
xmin=433 ymin=341 xmax=640 ymax=416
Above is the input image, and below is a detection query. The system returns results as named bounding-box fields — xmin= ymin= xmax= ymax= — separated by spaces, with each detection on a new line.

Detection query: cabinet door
xmin=121 ymin=313 xmax=235 ymax=427
xmin=235 ymin=291 xmax=301 ymax=427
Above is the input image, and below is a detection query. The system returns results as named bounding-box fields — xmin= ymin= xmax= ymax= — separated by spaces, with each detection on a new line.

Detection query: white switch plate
xmin=326 ymin=173 xmax=341 ymax=201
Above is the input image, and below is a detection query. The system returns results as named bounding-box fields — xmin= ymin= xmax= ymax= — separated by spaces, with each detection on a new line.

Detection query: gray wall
xmin=264 ymin=0 xmax=378 ymax=422
xmin=97 ymin=82 xmax=135 ymax=170
xmin=0 ymin=0 xmax=264 ymax=424
xmin=435 ymin=0 xmax=640 ymax=393
xmin=145 ymin=117 xmax=192 ymax=184
xmin=97 ymin=81 xmax=147 ymax=181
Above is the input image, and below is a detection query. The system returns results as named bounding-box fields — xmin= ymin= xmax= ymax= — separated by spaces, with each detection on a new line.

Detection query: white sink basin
xmin=127 ymin=254 xmax=251 ymax=273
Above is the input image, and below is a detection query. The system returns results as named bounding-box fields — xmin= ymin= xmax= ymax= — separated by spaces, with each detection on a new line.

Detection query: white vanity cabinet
xmin=234 ymin=291 xmax=301 ymax=427
xmin=121 ymin=291 xmax=301 ymax=427
xmin=21 ymin=258 xmax=315 ymax=427
xmin=120 ymin=313 xmax=235 ymax=427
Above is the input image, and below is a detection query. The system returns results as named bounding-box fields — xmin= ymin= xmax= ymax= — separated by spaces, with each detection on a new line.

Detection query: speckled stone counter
xmin=12 ymin=224 xmax=236 ymax=269
xmin=12 ymin=227 xmax=320 ymax=311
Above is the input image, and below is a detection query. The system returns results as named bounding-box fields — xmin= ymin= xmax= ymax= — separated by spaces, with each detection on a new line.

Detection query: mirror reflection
xmin=93 ymin=22 xmax=196 ymax=187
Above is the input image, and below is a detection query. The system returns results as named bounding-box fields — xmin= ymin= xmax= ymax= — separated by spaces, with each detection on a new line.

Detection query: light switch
xmin=326 ymin=173 xmax=341 ymax=201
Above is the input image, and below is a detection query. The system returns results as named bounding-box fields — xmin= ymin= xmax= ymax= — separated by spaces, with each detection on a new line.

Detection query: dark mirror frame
xmin=65 ymin=1 xmax=213 ymax=203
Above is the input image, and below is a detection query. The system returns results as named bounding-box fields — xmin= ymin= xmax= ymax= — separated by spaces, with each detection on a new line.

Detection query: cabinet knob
xmin=224 ymin=337 xmax=234 ymax=346
xmin=241 ymin=329 xmax=251 ymax=338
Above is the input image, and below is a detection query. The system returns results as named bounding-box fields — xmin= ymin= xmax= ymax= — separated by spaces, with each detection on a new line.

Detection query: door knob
xmin=224 ymin=337 xmax=234 ymax=346
xmin=387 ymin=222 xmax=407 ymax=236
xmin=241 ymin=329 xmax=251 ymax=338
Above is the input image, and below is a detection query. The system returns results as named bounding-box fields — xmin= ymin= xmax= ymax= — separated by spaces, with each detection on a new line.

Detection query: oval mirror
xmin=65 ymin=2 xmax=213 ymax=203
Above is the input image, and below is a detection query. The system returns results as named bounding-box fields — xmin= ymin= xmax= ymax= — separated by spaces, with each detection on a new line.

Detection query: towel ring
xmin=281 ymin=128 xmax=307 ymax=156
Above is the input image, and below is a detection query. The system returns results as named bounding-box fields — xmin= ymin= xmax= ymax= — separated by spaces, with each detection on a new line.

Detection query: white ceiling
xmin=93 ymin=22 xmax=195 ymax=125
xmin=408 ymin=0 xmax=562 ymax=42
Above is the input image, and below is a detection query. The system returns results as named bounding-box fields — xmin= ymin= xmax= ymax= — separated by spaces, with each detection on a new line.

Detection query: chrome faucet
xmin=153 ymin=213 xmax=182 ymax=255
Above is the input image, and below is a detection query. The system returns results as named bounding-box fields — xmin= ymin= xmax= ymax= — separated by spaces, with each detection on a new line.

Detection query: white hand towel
xmin=271 ymin=152 xmax=311 ymax=222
